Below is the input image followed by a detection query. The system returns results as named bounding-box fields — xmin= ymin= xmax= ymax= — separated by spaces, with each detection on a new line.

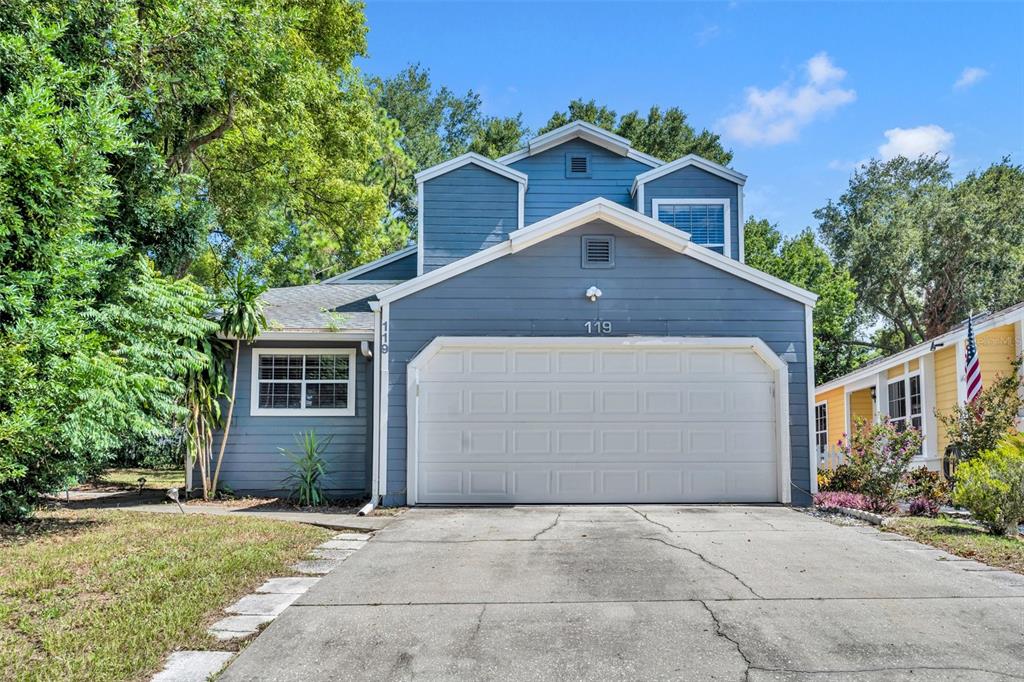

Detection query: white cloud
xmin=717 ymin=52 xmax=856 ymax=145
xmin=954 ymin=67 xmax=988 ymax=90
xmin=695 ymin=24 xmax=720 ymax=46
xmin=878 ymin=125 xmax=954 ymax=160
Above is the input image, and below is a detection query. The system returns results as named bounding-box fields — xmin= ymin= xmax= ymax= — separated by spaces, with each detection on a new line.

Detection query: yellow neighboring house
xmin=814 ymin=301 xmax=1024 ymax=472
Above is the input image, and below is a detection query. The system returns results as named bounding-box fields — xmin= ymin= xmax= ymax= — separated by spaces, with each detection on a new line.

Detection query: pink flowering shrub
xmin=842 ymin=418 xmax=922 ymax=509
xmin=908 ymin=496 xmax=940 ymax=517
xmin=814 ymin=491 xmax=870 ymax=511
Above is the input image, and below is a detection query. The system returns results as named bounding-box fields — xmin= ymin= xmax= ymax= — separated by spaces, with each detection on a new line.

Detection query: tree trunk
xmin=211 ymin=340 xmax=240 ymax=497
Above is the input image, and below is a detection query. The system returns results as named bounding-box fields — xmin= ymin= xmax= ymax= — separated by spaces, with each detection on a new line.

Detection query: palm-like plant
xmin=183 ymin=336 xmax=229 ymax=498
xmin=211 ymin=269 xmax=267 ymax=497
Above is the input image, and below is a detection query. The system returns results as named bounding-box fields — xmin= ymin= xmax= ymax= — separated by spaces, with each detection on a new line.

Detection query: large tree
xmin=816 ymin=156 xmax=1024 ymax=348
xmin=539 ymin=98 xmax=732 ymax=165
xmin=744 ymin=219 xmax=865 ymax=382
xmin=0 ymin=15 xmax=214 ymax=519
xmin=20 ymin=0 xmax=401 ymax=287
xmin=373 ymin=63 xmax=529 ymax=226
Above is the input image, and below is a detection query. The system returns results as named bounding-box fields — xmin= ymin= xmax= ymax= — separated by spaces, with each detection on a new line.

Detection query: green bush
xmin=820 ymin=463 xmax=862 ymax=493
xmin=952 ymin=434 xmax=1024 ymax=536
xmin=902 ymin=466 xmax=950 ymax=504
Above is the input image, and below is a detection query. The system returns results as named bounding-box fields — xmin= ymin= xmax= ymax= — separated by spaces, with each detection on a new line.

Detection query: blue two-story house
xmin=210 ymin=121 xmax=818 ymax=508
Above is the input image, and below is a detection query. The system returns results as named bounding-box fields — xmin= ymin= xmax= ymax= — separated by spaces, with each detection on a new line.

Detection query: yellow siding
xmin=978 ymin=325 xmax=1017 ymax=386
xmin=814 ymin=386 xmax=847 ymax=449
xmin=934 ymin=345 xmax=957 ymax=455
xmin=908 ymin=358 xmax=919 ymax=371
xmin=850 ymin=388 xmax=874 ymax=427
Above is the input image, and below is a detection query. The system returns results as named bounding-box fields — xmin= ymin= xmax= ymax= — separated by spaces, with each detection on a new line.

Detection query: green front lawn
xmin=0 ymin=509 xmax=331 ymax=681
xmin=888 ymin=516 xmax=1024 ymax=575
xmin=90 ymin=467 xmax=185 ymax=490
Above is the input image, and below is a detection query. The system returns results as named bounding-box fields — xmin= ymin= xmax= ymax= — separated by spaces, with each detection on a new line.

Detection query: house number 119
xmin=585 ymin=320 xmax=612 ymax=334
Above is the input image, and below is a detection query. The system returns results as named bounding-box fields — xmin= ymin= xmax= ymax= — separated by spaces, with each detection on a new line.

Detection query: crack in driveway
xmin=701 ymin=600 xmax=752 ymax=681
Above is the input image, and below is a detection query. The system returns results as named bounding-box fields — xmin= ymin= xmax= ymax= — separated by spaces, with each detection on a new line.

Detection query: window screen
xmin=256 ymin=352 xmax=353 ymax=413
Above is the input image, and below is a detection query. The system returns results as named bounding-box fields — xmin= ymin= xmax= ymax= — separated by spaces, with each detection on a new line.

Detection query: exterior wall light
xmin=586 ymin=286 xmax=602 ymax=302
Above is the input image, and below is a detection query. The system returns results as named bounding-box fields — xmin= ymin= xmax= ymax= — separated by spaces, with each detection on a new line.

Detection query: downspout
xmin=358 ymin=303 xmax=382 ymax=516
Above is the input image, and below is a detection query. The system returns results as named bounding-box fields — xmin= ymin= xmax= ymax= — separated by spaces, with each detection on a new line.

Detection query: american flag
xmin=964 ymin=315 xmax=982 ymax=403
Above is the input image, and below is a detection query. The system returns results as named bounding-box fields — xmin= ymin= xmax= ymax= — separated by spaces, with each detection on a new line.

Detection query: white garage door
xmin=408 ymin=338 xmax=784 ymax=504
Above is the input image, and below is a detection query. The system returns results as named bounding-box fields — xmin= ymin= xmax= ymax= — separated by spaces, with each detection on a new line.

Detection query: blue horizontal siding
xmin=350 ymin=251 xmax=417 ymax=281
xmin=384 ymin=221 xmax=813 ymax=506
xmin=421 ymin=164 xmax=519 ymax=272
xmin=200 ymin=340 xmax=372 ymax=498
xmin=510 ymin=140 xmax=650 ymax=225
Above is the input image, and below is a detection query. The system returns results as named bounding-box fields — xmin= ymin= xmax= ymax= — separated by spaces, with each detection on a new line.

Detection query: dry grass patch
xmin=0 ymin=509 xmax=331 ymax=681
xmin=888 ymin=515 xmax=1024 ymax=574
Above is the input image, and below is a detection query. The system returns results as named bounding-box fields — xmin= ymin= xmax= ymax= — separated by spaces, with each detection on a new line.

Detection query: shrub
xmin=939 ymin=356 xmax=1022 ymax=461
xmin=902 ymin=466 xmax=949 ymax=504
xmin=280 ymin=431 xmax=330 ymax=507
xmin=814 ymin=491 xmax=870 ymax=511
xmin=908 ymin=496 xmax=940 ymax=517
xmin=952 ymin=434 xmax=1024 ymax=536
xmin=844 ymin=418 xmax=922 ymax=508
xmin=820 ymin=463 xmax=862 ymax=493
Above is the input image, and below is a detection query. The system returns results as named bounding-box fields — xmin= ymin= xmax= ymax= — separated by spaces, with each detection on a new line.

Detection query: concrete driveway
xmin=221 ymin=506 xmax=1024 ymax=681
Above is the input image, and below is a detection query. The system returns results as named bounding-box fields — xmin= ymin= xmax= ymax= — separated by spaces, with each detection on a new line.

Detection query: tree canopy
xmin=816 ymin=156 xmax=1024 ymax=348
xmin=539 ymin=98 xmax=733 ymax=165
xmin=743 ymin=218 xmax=865 ymax=382
xmin=9 ymin=0 xmax=402 ymax=287
xmin=372 ymin=63 xmax=529 ymax=227
xmin=0 ymin=14 xmax=215 ymax=518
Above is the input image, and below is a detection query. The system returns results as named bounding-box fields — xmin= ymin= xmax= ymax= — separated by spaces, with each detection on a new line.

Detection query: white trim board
xmin=322 ymin=245 xmax=416 ymax=283
xmin=375 ymin=198 xmax=817 ymax=307
xmin=498 ymin=121 xmax=663 ymax=167
xmin=249 ymin=347 xmax=357 ymax=417
xmin=414 ymin=152 xmax=528 ymax=185
xmin=651 ymin=198 xmax=731 ymax=258
xmin=404 ymin=336 xmax=792 ymax=506
xmin=631 ymin=154 xmax=747 ymax=196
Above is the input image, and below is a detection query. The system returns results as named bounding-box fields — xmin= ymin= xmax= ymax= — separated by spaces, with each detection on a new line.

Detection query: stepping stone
xmin=333 ymin=532 xmax=371 ymax=541
xmin=255 ymin=577 xmax=320 ymax=594
xmin=291 ymin=559 xmax=343 ymax=575
xmin=151 ymin=651 xmax=234 ymax=682
xmin=312 ymin=548 xmax=355 ymax=560
xmin=225 ymin=592 xmax=299 ymax=617
xmin=319 ymin=539 xmax=366 ymax=551
xmin=207 ymin=614 xmax=275 ymax=641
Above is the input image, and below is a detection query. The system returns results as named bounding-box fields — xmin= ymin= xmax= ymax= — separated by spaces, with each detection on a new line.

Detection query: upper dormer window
xmin=652 ymin=199 xmax=729 ymax=255
xmin=565 ymin=152 xmax=591 ymax=178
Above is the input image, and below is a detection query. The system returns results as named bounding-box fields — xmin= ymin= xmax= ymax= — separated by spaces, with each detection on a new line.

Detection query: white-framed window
xmin=815 ymin=401 xmax=828 ymax=455
xmin=651 ymin=198 xmax=731 ymax=255
xmin=250 ymin=348 xmax=356 ymax=417
xmin=886 ymin=371 xmax=924 ymax=454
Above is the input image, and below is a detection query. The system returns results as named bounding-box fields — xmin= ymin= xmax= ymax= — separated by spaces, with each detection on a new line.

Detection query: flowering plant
xmin=842 ymin=418 xmax=922 ymax=510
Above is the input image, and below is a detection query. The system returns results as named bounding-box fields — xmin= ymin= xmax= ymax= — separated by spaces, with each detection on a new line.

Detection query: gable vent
xmin=582 ymin=235 xmax=614 ymax=268
xmin=565 ymin=152 xmax=592 ymax=178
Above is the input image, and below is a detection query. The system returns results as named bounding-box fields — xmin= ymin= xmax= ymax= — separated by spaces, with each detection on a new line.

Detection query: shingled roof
xmin=261 ymin=282 xmax=395 ymax=332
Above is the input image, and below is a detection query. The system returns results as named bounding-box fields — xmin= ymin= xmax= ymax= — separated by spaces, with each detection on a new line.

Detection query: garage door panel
xmin=419 ymin=422 xmax=776 ymax=462
xmin=415 ymin=462 xmax=778 ymax=504
xmin=417 ymin=382 xmax=774 ymax=421
xmin=413 ymin=342 xmax=780 ymax=504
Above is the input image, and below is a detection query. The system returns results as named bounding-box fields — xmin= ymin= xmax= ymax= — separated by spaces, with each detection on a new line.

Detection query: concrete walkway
xmin=220 ymin=505 xmax=1024 ymax=681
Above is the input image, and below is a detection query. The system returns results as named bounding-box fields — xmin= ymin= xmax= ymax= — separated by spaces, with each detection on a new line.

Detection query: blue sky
xmin=360 ymin=1 xmax=1024 ymax=235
